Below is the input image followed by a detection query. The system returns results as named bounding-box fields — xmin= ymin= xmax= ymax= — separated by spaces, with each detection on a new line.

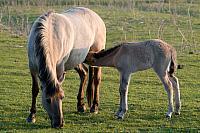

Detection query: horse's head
xmin=41 ymin=82 xmax=64 ymax=128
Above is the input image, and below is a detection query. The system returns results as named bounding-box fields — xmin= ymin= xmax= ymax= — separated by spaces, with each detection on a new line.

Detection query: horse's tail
xmin=34 ymin=11 xmax=58 ymax=97
xmin=168 ymin=47 xmax=177 ymax=77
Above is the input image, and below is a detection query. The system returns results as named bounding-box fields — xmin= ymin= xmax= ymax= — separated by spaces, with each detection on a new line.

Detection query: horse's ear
xmin=45 ymin=10 xmax=55 ymax=17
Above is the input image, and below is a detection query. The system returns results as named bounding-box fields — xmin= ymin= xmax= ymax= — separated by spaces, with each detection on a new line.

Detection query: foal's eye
xmin=46 ymin=98 xmax=51 ymax=104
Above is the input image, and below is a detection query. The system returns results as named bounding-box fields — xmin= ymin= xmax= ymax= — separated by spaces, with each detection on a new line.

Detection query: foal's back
xmin=115 ymin=39 xmax=175 ymax=72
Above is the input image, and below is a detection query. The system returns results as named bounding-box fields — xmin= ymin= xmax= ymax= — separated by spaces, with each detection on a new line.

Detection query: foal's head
xmin=85 ymin=52 xmax=96 ymax=65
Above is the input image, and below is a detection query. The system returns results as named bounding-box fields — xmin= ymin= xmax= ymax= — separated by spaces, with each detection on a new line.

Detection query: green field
xmin=0 ymin=0 xmax=200 ymax=132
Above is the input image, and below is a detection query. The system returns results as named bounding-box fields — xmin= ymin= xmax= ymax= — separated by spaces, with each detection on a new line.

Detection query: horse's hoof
xmin=26 ymin=114 xmax=36 ymax=123
xmin=90 ymin=105 xmax=98 ymax=114
xmin=90 ymin=108 xmax=98 ymax=114
xmin=77 ymin=105 xmax=86 ymax=113
xmin=51 ymin=124 xmax=64 ymax=129
xmin=51 ymin=119 xmax=64 ymax=129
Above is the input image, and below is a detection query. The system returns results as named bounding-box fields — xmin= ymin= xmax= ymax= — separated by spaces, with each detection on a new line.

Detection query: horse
xmin=27 ymin=7 xmax=106 ymax=128
xmin=85 ymin=39 xmax=181 ymax=119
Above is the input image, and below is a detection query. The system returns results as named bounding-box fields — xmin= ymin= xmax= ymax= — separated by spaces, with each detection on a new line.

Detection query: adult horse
xmin=27 ymin=7 xmax=106 ymax=128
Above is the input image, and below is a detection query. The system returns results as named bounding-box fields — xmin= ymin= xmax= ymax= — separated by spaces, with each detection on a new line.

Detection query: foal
xmin=85 ymin=39 xmax=181 ymax=119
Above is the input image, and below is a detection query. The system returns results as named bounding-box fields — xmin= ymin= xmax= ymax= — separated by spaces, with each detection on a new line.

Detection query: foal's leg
xmin=156 ymin=72 xmax=174 ymax=118
xmin=75 ymin=64 xmax=88 ymax=112
xmin=116 ymin=72 xmax=131 ymax=119
xmin=27 ymin=72 xmax=39 ymax=123
xmin=169 ymin=75 xmax=181 ymax=115
xmin=90 ymin=67 xmax=102 ymax=113
xmin=115 ymin=91 xmax=122 ymax=117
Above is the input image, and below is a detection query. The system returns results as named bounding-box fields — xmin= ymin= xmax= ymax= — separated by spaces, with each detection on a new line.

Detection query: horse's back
xmin=61 ymin=7 xmax=106 ymax=69
xmin=63 ymin=7 xmax=106 ymax=51
xmin=28 ymin=7 xmax=106 ymax=71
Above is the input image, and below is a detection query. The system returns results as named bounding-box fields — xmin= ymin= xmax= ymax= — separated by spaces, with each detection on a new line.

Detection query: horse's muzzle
xmin=51 ymin=118 xmax=64 ymax=128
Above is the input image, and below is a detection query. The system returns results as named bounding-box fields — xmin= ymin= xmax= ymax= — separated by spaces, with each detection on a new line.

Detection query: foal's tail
xmin=168 ymin=48 xmax=177 ymax=77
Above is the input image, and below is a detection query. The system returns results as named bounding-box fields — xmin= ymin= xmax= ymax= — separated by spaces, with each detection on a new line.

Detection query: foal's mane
xmin=94 ymin=44 xmax=122 ymax=59
xmin=34 ymin=11 xmax=58 ymax=96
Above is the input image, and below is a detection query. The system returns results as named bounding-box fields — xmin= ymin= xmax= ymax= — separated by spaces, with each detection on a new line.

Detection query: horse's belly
xmin=64 ymin=48 xmax=89 ymax=70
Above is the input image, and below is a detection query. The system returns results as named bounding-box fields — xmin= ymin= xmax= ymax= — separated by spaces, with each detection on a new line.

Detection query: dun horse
xmin=85 ymin=39 xmax=181 ymax=119
xmin=27 ymin=7 xmax=106 ymax=128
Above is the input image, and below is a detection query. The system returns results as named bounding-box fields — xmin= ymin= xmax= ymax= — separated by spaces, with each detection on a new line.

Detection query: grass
xmin=0 ymin=1 xmax=200 ymax=132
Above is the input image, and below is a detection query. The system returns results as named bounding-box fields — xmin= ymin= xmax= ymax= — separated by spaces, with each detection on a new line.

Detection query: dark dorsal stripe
xmin=94 ymin=44 xmax=122 ymax=59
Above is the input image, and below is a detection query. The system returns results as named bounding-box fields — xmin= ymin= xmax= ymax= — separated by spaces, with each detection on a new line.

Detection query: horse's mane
xmin=94 ymin=44 xmax=122 ymax=59
xmin=34 ymin=11 xmax=58 ymax=97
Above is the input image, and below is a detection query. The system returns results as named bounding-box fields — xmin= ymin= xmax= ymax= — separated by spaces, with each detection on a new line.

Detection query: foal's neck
xmin=92 ymin=45 xmax=121 ymax=67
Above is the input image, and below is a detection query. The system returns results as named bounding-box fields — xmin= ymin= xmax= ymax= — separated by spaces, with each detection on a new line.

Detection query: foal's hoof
xmin=116 ymin=115 xmax=123 ymax=119
xmin=77 ymin=105 xmax=86 ymax=113
xmin=26 ymin=114 xmax=36 ymax=123
xmin=175 ymin=112 xmax=180 ymax=115
xmin=115 ymin=110 xmax=121 ymax=117
xmin=166 ymin=114 xmax=172 ymax=118
xmin=166 ymin=112 xmax=173 ymax=118
xmin=116 ymin=114 xmax=125 ymax=119
xmin=90 ymin=105 xmax=98 ymax=114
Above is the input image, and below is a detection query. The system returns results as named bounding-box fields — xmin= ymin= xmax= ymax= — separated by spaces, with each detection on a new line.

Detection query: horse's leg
xmin=156 ymin=71 xmax=174 ymax=118
xmin=90 ymin=67 xmax=102 ymax=114
xmin=86 ymin=66 xmax=95 ymax=108
xmin=75 ymin=64 xmax=88 ymax=112
xmin=169 ymin=75 xmax=181 ymax=115
xmin=116 ymin=72 xmax=131 ymax=119
xmin=27 ymin=72 xmax=39 ymax=123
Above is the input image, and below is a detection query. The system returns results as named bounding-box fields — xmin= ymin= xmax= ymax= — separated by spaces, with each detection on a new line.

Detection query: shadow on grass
xmin=0 ymin=109 xmax=110 ymax=131
xmin=0 ymin=111 xmax=50 ymax=131
xmin=0 ymin=121 xmax=49 ymax=131
xmin=64 ymin=111 xmax=108 ymax=124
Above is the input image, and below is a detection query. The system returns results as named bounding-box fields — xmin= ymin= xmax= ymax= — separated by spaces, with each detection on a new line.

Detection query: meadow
xmin=0 ymin=0 xmax=199 ymax=132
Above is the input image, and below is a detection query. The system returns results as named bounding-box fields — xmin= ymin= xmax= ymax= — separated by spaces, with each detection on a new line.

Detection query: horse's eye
xmin=60 ymin=95 xmax=64 ymax=100
xmin=46 ymin=98 xmax=51 ymax=104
